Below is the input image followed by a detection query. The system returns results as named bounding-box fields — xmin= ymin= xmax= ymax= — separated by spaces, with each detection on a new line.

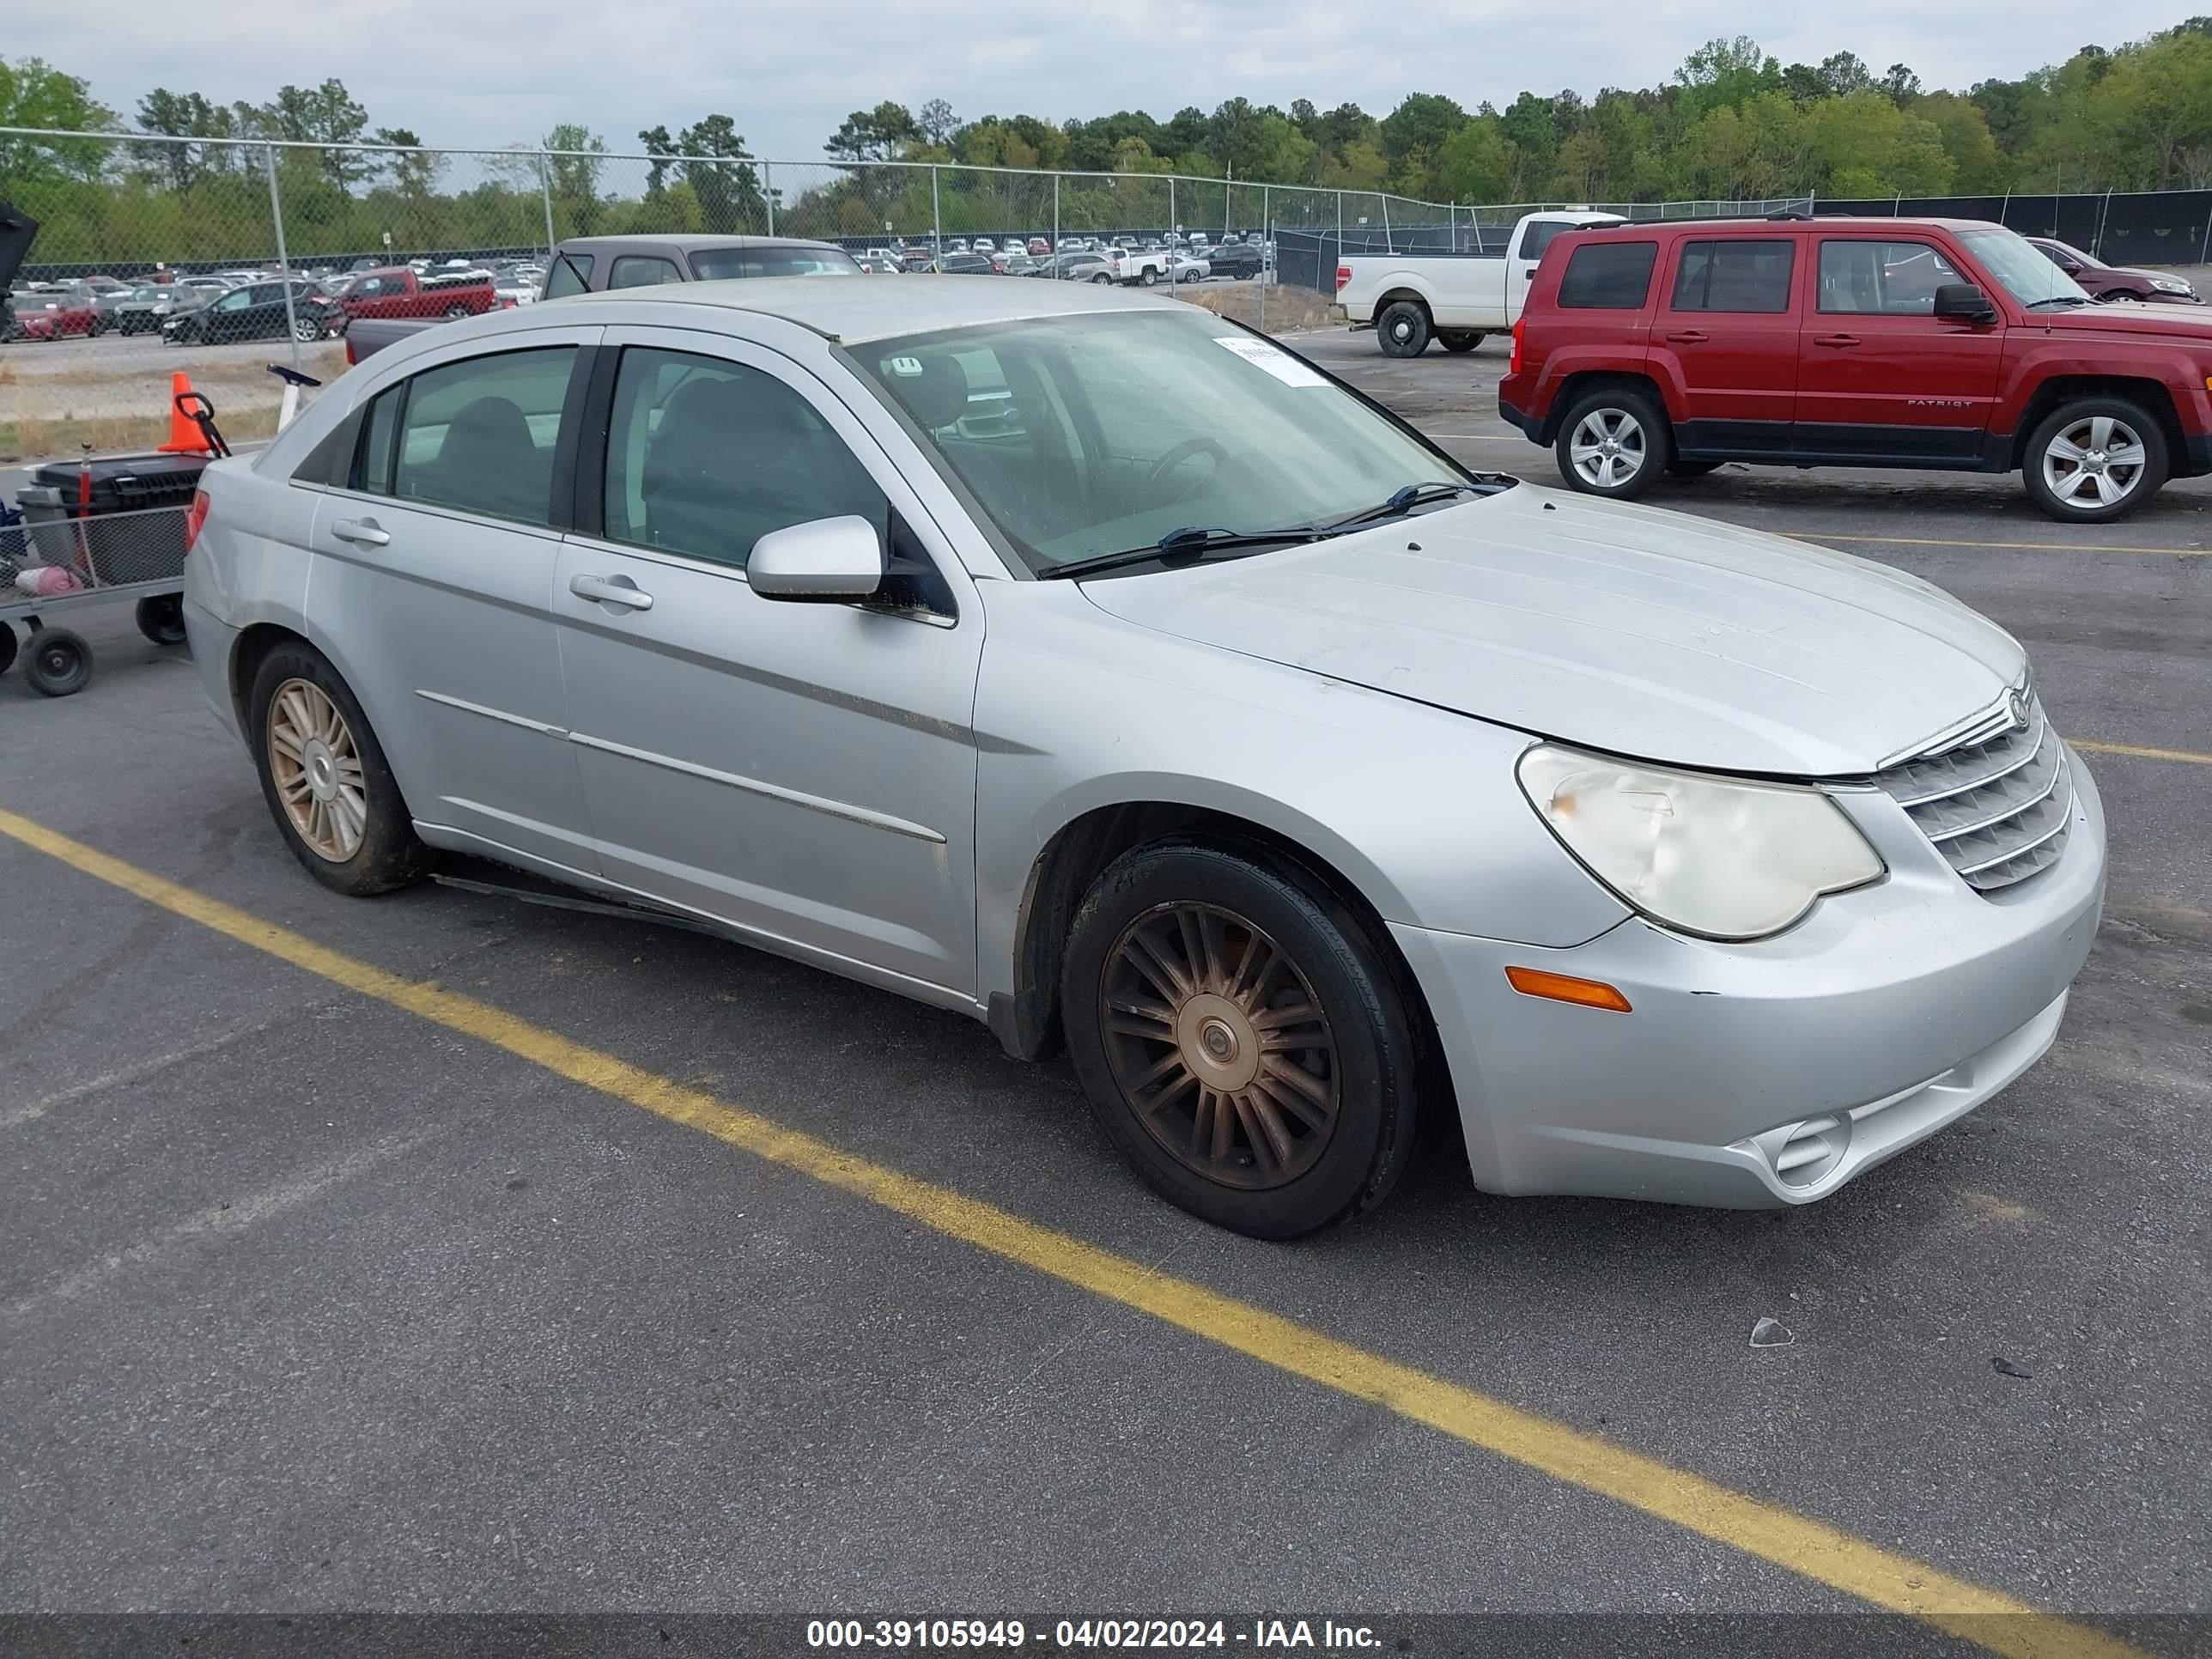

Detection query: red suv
xmin=1498 ymin=216 xmax=2212 ymax=522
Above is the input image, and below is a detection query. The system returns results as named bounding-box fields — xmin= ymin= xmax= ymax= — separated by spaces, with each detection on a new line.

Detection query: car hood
xmin=1073 ymin=484 xmax=2025 ymax=776
xmin=2039 ymin=299 xmax=2212 ymax=337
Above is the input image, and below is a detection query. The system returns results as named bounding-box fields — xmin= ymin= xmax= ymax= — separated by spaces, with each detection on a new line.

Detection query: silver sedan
xmin=182 ymin=279 xmax=2106 ymax=1238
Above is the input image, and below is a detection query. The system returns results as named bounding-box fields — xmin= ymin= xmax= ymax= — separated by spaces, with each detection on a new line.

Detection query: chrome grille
xmin=1876 ymin=694 xmax=2073 ymax=893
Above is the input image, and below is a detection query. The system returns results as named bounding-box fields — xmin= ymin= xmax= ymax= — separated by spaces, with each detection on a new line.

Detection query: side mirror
xmin=1932 ymin=283 xmax=1997 ymax=322
xmin=748 ymin=515 xmax=885 ymax=600
xmin=2058 ymin=258 xmax=2083 ymax=275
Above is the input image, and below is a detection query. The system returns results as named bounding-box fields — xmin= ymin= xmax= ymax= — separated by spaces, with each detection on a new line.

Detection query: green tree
xmin=543 ymin=123 xmax=607 ymax=235
xmin=678 ymin=115 xmax=763 ymax=232
xmin=638 ymin=124 xmax=676 ymax=197
xmin=826 ymin=101 xmax=920 ymax=161
xmin=133 ymin=88 xmax=238 ymax=191
xmin=0 ymin=56 xmax=115 ymax=180
xmin=1434 ymin=118 xmax=1515 ymax=203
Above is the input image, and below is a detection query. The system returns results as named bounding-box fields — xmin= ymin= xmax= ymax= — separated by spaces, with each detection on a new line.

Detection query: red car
xmin=334 ymin=264 xmax=497 ymax=321
xmin=1498 ymin=215 xmax=2212 ymax=522
xmin=9 ymin=283 xmax=106 ymax=341
xmin=2022 ymin=236 xmax=2201 ymax=305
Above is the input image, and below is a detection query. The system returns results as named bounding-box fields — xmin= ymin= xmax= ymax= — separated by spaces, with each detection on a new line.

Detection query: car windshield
xmin=1962 ymin=228 xmax=2090 ymax=307
xmin=855 ymin=308 xmax=1488 ymax=572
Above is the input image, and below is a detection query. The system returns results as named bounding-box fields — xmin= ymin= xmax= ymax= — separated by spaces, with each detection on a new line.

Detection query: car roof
xmin=530 ymin=273 xmax=1187 ymax=343
xmin=556 ymin=234 xmax=848 ymax=254
xmin=1583 ymin=215 xmax=2005 ymax=236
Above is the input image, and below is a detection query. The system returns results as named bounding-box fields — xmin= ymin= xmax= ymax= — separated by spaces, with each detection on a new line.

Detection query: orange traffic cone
xmin=156 ymin=371 xmax=210 ymax=455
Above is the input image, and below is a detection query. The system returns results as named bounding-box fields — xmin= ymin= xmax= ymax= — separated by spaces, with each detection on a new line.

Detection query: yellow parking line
xmin=0 ymin=804 xmax=2146 ymax=1659
xmin=2072 ymin=738 xmax=2212 ymax=766
xmin=1805 ymin=533 xmax=2211 ymax=556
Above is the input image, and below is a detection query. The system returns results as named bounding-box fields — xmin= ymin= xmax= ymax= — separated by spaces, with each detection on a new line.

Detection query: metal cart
xmin=0 ymin=498 xmax=194 ymax=697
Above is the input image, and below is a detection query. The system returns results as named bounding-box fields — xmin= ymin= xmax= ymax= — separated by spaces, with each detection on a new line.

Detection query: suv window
xmin=608 ymin=255 xmax=682 ymax=290
xmin=544 ymin=253 xmax=593 ymax=298
xmin=601 ymin=346 xmax=888 ymax=570
xmin=1818 ymin=240 xmax=1961 ymax=314
xmin=1558 ymin=241 xmax=1658 ymax=310
xmin=367 ymin=346 xmax=578 ymax=524
xmin=1671 ymin=240 xmax=1794 ymax=313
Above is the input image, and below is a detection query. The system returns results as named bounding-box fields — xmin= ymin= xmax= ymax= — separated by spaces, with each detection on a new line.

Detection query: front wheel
xmin=1060 ymin=840 xmax=1423 ymax=1239
xmin=1554 ymin=386 xmax=1670 ymax=501
xmin=1437 ymin=331 xmax=1485 ymax=353
xmin=1376 ymin=300 xmax=1430 ymax=357
xmin=2022 ymin=399 xmax=2167 ymax=523
xmin=248 ymin=642 xmax=428 ymax=895
xmin=24 ymin=627 xmax=93 ymax=696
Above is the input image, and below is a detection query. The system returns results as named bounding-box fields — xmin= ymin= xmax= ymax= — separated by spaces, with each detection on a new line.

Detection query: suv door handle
xmin=1665 ymin=330 xmax=1709 ymax=343
xmin=1813 ymin=333 xmax=1861 ymax=348
xmin=330 ymin=518 xmax=388 ymax=546
xmin=569 ymin=572 xmax=653 ymax=611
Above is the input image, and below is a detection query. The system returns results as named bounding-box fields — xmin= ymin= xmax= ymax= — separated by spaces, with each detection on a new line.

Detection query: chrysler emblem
xmin=2008 ymin=688 xmax=2030 ymax=732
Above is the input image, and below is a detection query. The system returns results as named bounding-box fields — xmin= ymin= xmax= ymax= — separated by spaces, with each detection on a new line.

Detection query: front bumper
xmin=1394 ymin=749 xmax=2106 ymax=1207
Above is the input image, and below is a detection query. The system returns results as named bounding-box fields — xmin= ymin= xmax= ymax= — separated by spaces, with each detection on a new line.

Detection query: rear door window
xmin=1557 ymin=242 xmax=1659 ymax=309
xmin=1670 ymin=240 xmax=1795 ymax=313
xmin=607 ymin=255 xmax=682 ymax=290
xmin=543 ymin=253 xmax=594 ymax=298
xmin=362 ymin=347 xmax=580 ymax=525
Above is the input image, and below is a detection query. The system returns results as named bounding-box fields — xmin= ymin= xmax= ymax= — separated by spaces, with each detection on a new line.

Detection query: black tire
xmin=1553 ymin=385 xmax=1671 ymax=501
xmin=1437 ymin=331 xmax=1485 ymax=352
xmin=247 ymin=641 xmax=428 ymax=896
xmin=1376 ymin=299 xmax=1431 ymax=357
xmin=135 ymin=594 xmax=189 ymax=646
xmin=1667 ymin=459 xmax=1724 ymax=477
xmin=0 ymin=623 xmax=15 ymax=678
xmin=1060 ymin=839 xmax=1423 ymax=1239
xmin=441 ymin=302 xmax=470 ymax=319
xmin=2021 ymin=397 xmax=2169 ymax=524
xmin=23 ymin=627 xmax=93 ymax=697
xmin=1141 ymin=267 xmax=1159 ymax=287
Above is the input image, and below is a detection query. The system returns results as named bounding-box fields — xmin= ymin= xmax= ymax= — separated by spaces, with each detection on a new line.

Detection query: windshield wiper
xmin=2026 ymin=295 xmax=2092 ymax=309
xmin=1036 ymin=525 xmax=1328 ymax=580
xmin=1321 ymin=479 xmax=1483 ymax=532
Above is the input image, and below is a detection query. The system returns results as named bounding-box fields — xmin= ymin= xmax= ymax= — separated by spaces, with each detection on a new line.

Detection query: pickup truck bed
xmin=1336 ymin=211 xmax=1623 ymax=356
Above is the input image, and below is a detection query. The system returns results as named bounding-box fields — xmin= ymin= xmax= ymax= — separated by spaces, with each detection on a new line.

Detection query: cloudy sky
xmin=17 ymin=0 xmax=2187 ymax=163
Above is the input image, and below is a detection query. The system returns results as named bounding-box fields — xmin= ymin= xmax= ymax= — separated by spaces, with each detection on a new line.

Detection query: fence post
xmin=261 ymin=144 xmax=302 ymax=373
xmin=1259 ymin=184 xmax=1268 ymax=333
xmin=2200 ymin=207 xmax=2211 ymax=266
xmin=1381 ymin=194 xmax=1391 ymax=252
xmin=1999 ymin=189 xmax=2011 ymax=230
xmin=1170 ymin=176 xmax=1176 ymax=238
xmin=536 ymin=149 xmax=558 ymax=257
xmin=931 ymin=165 xmax=942 ymax=252
xmin=2093 ymin=188 xmax=2112 ymax=257
xmin=1336 ymin=190 xmax=1343 ymax=283
xmin=1053 ymin=174 xmax=1060 ymax=276
xmin=763 ymin=161 xmax=775 ymax=235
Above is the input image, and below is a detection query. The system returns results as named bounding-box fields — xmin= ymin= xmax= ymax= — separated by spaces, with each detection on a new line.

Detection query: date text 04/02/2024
xmin=805 ymin=1619 xmax=1383 ymax=1650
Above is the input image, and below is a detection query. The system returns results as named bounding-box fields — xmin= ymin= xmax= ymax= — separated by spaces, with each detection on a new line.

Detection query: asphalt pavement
xmin=1 ymin=332 xmax=2207 ymax=1651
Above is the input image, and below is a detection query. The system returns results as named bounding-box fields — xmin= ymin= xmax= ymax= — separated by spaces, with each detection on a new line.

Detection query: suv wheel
xmin=1376 ymin=300 xmax=1431 ymax=357
xmin=290 ymin=314 xmax=322 ymax=343
xmin=2023 ymin=399 xmax=2167 ymax=523
xmin=1060 ymin=840 xmax=1422 ymax=1239
xmin=1555 ymin=386 xmax=1670 ymax=500
xmin=248 ymin=643 xmax=428 ymax=896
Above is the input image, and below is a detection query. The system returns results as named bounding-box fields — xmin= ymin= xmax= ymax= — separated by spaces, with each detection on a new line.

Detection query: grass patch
xmin=0 ymin=407 xmax=283 ymax=465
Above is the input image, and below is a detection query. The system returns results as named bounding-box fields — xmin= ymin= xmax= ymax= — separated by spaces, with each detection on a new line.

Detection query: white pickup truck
xmin=1335 ymin=210 xmax=1626 ymax=356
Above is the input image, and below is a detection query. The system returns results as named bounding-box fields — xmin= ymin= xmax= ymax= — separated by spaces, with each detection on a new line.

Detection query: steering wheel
xmin=1146 ymin=436 xmax=1231 ymax=501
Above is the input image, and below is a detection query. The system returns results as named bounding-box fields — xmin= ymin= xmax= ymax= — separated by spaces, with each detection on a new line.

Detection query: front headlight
xmin=2151 ymin=276 xmax=2193 ymax=294
xmin=1516 ymin=744 xmax=1885 ymax=940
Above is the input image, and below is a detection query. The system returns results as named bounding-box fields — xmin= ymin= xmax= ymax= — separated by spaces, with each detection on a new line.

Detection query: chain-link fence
xmin=9 ymin=123 xmax=2212 ymax=461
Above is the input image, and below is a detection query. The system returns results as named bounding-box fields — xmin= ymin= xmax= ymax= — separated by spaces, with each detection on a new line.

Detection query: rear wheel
xmin=24 ymin=627 xmax=92 ymax=696
xmin=1437 ymin=331 xmax=1485 ymax=353
xmin=441 ymin=302 xmax=470 ymax=319
xmin=0 ymin=623 xmax=17 ymax=678
xmin=1141 ymin=267 xmax=1159 ymax=287
xmin=290 ymin=314 xmax=322 ymax=343
xmin=1060 ymin=840 xmax=1422 ymax=1239
xmin=1376 ymin=300 xmax=1431 ymax=357
xmin=1554 ymin=386 xmax=1670 ymax=501
xmin=2022 ymin=398 xmax=2167 ymax=523
xmin=248 ymin=643 xmax=428 ymax=895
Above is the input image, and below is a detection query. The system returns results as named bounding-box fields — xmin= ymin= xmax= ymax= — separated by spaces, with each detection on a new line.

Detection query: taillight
xmin=1510 ymin=318 xmax=1525 ymax=374
xmin=344 ymin=337 xmax=358 ymax=366
xmin=1335 ymin=264 xmax=1352 ymax=291
xmin=183 ymin=488 xmax=210 ymax=553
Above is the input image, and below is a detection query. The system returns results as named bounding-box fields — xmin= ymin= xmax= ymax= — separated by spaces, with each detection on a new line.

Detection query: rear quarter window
xmin=1557 ymin=242 xmax=1659 ymax=310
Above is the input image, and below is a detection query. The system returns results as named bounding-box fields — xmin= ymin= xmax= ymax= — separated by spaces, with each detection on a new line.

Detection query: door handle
xmin=1665 ymin=330 xmax=1709 ymax=343
xmin=330 ymin=518 xmax=388 ymax=546
xmin=568 ymin=572 xmax=653 ymax=611
xmin=1813 ymin=333 xmax=1861 ymax=348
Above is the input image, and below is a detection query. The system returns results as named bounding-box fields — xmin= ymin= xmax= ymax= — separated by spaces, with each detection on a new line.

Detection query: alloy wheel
xmin=1099 ymin=902 xmax=1340 ymax=1190
xmin=2041 ymin=414 xmax=2146 ymax=509
xmin=267 ymin=678 xmax=368 ymax=862
xmin=1569 ymin=407 xmax=1647 ymax=489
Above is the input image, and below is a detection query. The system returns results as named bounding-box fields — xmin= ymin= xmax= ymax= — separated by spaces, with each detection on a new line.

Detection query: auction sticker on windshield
xmin=1214 ymin=337 xmax=1326 ymax=386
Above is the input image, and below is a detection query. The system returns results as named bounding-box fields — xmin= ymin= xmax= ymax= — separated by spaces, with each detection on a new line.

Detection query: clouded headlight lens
xmin=1516 ymin=744 xmax=1885 ymax=940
